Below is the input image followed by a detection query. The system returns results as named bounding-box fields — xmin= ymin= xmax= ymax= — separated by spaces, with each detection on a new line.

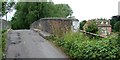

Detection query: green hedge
xmin=48 ymin=32 xmax=120 ymax=60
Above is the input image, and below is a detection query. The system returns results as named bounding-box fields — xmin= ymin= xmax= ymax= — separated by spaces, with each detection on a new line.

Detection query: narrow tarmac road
xmin=6 ymin=30 xmax=68 ymax=58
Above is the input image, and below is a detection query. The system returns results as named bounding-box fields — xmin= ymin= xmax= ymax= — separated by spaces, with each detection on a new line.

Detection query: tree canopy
xmin=1 ymin=1 xmax=15 ymax=16
xmin=79 ymin=20 xmax=87 ymax=30
xmin=11 ymin=2 xmax=73 ymax=29
xmin=84 ymin=21 xmax=98 ymax=33
xmin=114 ymin=21 xmax=120 ymax=32
xmin=110 ymin=15 xmax=120 ymax=32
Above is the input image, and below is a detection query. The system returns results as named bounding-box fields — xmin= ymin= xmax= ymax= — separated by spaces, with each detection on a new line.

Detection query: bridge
xmin=1 ymin=18 xmax=105 ymax=59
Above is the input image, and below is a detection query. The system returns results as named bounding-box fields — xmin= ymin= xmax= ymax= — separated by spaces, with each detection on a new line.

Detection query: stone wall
xmin=30 ymin=18 xmax=79 ymax=37
xmin=0 ymin=19 xmax=10 ymax=30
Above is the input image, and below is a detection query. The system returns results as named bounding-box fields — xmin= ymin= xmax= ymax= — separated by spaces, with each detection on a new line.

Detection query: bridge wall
xmin=30 ymin=18 xmax=79 ymax=37
xmin=0 ymin=19 xmax=10 ymax=30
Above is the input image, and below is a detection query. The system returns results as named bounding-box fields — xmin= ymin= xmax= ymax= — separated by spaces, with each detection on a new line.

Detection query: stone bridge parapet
xmin=30 ymin=18 xmax=79 ymax=37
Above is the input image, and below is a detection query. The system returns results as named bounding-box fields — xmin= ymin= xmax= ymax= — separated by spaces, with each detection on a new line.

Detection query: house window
xmin=106 ymin=22 xmax=108 ymax=24
xmin=104 ymin=22 xmax=106 ymax=24
xmin=101 ymin=21 xmax=103 ymax=24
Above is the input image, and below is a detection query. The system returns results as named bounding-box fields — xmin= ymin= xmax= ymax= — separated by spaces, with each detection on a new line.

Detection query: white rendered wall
xmin=72 ymin=21 xmax=79 ymax=32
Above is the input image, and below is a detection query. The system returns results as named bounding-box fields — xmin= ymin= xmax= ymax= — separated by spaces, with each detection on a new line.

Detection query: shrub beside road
xmin=47 ymin=32 xmax=120 ymax=60
xmin=0 ymin=30 xmax=7 ymax=59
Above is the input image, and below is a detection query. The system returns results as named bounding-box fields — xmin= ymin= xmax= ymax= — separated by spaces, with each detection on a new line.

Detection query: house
xmin=83 ymin=19 xmax=111 ymax=37
xmin=97 ymin=20 xmax=111 ymax=36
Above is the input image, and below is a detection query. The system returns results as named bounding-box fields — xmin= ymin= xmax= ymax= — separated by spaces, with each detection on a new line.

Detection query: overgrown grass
xmin=47 ymin=32 xmax=120 ymax=60
xmin=2 ymin=30 xmax=7 ymax=52
xmin=0 ymin=48 xmax=2 ymax=60
xmin=0 ymin=30 xmax=7 ymax=60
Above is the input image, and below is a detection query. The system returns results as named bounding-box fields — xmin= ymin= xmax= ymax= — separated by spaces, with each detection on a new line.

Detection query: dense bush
xmin=79 ymin=20 xmax=87 ymax=30
xmin=114 ymin=21 xmax=120 ymax=32
xmin=116 ymin=33 xmax=120 ymax=45
xmin=110 ymin=15 xmax=120 ymax=32
xmin=2 ymin=30 xmax=7 ymax=33
xmin=2 ymin=30 xmax=7 ymax=52
xmin=0 ymin=30 xmax=7 ymax=59
xmin=48 ymin=32 xmax=120 ymax=60
xmin=84 ymin=21 xmax=98 ymax=33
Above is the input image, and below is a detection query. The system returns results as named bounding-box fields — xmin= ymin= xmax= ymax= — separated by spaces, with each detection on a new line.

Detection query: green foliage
xmin=114 ymin=21 xmax=120 ymax=32
xmin=85 ymin=21 xmax=98 ymax=33
xmin=48 ymin=32 xmax=120 ymax=59
xmin=116 ymin=32 xmax=120 ymax=45
xmin=2 ymin=30 xmax=7 ymax=53
xmin=0 ymin=30 xmax=7 ymax=59
xmin=0 ymin=48 xmax=2 ymax=60
xmin=1 ymin=1 xmax=15 ymax=16
xmin=79 ymin=20 xmax=87 ymax=30
xmin=11 ymin=2 xmax=73 ymax=29
xmin=110 ymin=15 xmax=120 ymax=32
xmin=54 ymin=4 xmax=73 ymax=17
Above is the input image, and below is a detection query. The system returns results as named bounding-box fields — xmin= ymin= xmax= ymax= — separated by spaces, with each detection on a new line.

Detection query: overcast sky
xmin=2 ymin=0 xmax=120 ymax=21
xmin=53 ymin=0 xmax=120 ymax=21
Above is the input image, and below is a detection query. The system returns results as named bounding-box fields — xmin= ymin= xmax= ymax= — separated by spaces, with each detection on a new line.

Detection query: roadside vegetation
xmin=2 ymin=0 xmax=120 ymax=59
xmin=47 ymin=32 xmax=120 ymax=60
xmin=110 ymin=16 xmax=120 ymax=32
xmin=0 ymin=30 xmax=7 ymax=60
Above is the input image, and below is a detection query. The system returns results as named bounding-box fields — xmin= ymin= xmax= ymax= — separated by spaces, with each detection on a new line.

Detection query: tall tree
xmin=54 ymin=4 xmax=73 ymax=17
xmin=114 ymin=21 xmax=120 ymax=32
xmin=1 ymin=1 xmax=15 ymax=16
xmin=11 ymin=2 xmax=73 ymax=29
xmin=114 ymin=21 xmax=120 ymax=46
xmin=110 ymin=15 xmax=120 ymax=32
xmin=85 ymin=20 xmax=98 ymax=33
xmin=79 ymin=20 xmax=87 ymax=30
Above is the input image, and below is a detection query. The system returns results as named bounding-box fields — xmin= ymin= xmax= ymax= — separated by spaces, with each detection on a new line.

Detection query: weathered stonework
xmin=0 ymin=19 xmax=10 ymax=30
xmin=30 ymin=18 xmax=79 ymax=37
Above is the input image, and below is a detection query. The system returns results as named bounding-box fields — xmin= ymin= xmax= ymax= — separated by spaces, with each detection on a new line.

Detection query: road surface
xmin=6 ymin=30 xmax=68 ymax=58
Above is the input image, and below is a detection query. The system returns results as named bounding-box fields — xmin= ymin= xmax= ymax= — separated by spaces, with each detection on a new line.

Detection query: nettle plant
xmin=50 ymin=32 xmax=120 ymax=59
